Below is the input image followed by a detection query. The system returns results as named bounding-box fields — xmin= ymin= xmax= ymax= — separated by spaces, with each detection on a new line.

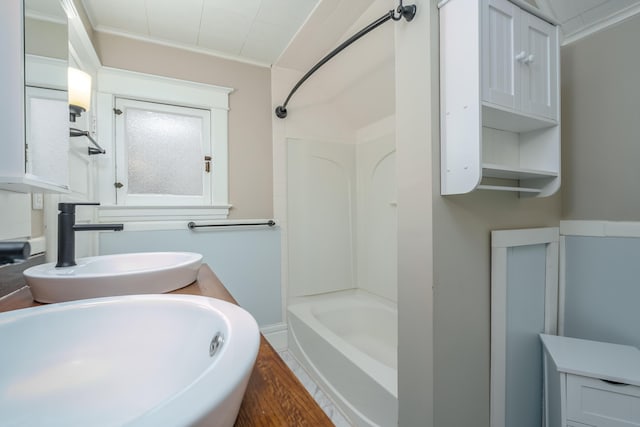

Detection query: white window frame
xmin=95 ymin=67 xmax=233 ymax=222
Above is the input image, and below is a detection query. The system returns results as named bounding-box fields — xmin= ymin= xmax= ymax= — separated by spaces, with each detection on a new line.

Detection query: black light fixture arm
xmin=275 ymin=1 xmax=416 ymax=119
xmin=70 ymin=127 xmax=106 ymax=155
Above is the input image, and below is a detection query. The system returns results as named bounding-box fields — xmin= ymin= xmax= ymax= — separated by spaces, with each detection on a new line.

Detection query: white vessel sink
xmin=24 ymin=252 xmax=203 ymax=303
xmin=0 ymin=294 xmax=260 ymax=427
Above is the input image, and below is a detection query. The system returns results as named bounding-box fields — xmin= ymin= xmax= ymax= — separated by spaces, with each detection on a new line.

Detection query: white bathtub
xmin=288 ymin=289 xmax=397 ymax=427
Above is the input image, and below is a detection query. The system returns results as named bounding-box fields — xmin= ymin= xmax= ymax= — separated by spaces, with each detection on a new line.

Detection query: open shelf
xmin=482 ymin=163 xmax=558 ymax=180
xmin=477 ymin=185 xmax=541 ymax=194
xmin=482 ymin=103 xmax=557 ymax=133
xmin=0 ymin=175 xmax=70 ymax=193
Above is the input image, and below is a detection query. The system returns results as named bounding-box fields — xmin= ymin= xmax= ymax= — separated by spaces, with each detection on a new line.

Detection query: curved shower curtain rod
xmin=274 ymin=0 xmax=417 ymax=119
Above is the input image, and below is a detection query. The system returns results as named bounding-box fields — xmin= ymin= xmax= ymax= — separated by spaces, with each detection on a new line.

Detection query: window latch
xmin=114 ymin=182 xmax=124 ymax=189
xmin=204 ymin=156 xmax=212 ymax=173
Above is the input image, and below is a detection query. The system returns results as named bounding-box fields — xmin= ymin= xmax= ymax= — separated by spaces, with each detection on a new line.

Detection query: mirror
xmin=25 ymin=0 xmax=68 ymax=70
xmin=24 ymin=0 xmax=69 ymax=187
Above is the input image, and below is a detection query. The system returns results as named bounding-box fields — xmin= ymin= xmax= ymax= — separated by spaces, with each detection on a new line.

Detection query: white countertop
xmin=540 ymin=334 xmax=640 ymax=386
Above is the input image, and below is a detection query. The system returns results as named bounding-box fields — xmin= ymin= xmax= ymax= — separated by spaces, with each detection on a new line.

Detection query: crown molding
xmin=562 ymin=4 xmax=640 ymax=46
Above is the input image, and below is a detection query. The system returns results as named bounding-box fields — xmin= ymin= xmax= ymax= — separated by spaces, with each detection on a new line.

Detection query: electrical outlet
xmin=32 ymin=193 xmax=44 ymax=210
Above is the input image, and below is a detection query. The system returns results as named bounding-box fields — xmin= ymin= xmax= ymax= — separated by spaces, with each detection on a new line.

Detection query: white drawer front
xmin=567 ymin=375 xmax=640 ymax=426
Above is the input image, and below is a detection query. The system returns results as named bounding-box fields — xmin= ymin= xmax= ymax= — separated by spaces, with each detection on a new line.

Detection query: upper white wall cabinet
xmin=439 ymin=0 xmax=561 ymax=197
xmin=483 ymin=0 xmax=558 ymax=124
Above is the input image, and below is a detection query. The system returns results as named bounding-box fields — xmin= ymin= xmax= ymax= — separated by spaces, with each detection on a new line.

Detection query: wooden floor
xmin=0 ymin=264 xmax=334 ymax=426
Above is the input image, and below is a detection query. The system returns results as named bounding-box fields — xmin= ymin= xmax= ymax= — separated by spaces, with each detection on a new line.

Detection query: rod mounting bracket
xmin=275 ymin=105 xmax=288 ymax=119
xmin=398 ymin=4 xmax=417 ymax=21
xmin=392 ymin=0 xmax=417 ymax=21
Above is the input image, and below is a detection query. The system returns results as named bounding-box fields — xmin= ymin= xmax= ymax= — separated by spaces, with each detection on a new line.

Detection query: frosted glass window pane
xmin=27 ymin=95 xmax=68 ymax=186
xmin=126 ymin=108 xmax=203 ymax=196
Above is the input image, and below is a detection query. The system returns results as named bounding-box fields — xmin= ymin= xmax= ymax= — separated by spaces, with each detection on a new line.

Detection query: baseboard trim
xmin=261 ymin=322 xmax=288 ymax=351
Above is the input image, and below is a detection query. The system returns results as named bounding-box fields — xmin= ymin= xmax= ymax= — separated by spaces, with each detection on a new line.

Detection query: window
xmin=96 ymin=68 xmax=232 ymax=222
xmin=115 ymin=98 xmax=211 ymax=206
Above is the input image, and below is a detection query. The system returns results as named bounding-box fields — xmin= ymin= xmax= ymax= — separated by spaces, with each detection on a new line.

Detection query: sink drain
xmin=209 ymin=332 xmax=224 ymax=357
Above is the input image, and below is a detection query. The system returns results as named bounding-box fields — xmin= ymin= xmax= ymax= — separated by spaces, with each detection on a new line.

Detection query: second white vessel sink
xmin=0 ymin=294 xmax=260 ymax=427
xmin=24 ymin=252 xmax=203 ymax=303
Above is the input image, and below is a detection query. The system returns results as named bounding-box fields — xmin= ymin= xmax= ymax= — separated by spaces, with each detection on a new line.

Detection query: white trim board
xmin=436 ymin=0 xmax=559 ymax=25
xmin=27 ymin=236 xmax=46 ymax=255
xmin=492 ymin=227 xmax=559 ymax=248
xmin=98 ymin=67 xmax=233 ymax=110
xmin=560 ymin=220 xmax=640 ymax=237
xmin=68 ymin=4 xmax=102 ymax=74
xmin=98 ymin=206 xmax=231 ymax=224
xmin=25 ymin=55 xmax=67 ymax=90
xmin=261 ymin=322 xmax=288 ymax=352
xmin=490 ymin=227 xmax=559 ymax=427
xmin=558 ymin=235 xmax=567 ymax=337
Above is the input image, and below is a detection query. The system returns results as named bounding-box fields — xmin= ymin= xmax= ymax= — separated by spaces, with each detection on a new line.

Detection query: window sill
xmin=98 ymin=205 xmax=231 ymax=223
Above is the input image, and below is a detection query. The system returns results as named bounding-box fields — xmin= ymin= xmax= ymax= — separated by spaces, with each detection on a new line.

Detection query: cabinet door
xmin=482 ymin=0 xmax=520 ymax=111
xmin=520 ymin=12 xmax=558 ymax=120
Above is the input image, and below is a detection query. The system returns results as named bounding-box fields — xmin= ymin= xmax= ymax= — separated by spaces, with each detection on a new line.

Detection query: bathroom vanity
xmin=0 ymin=265 xmax=333 ymax=426
xmin=540 ymin=334 xmax=640 ymax=427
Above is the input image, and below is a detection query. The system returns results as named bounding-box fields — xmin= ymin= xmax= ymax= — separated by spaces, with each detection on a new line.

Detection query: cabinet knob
xmin=515 ymin=51 xmax=527 ymax=62
xmin=524 ymin=54 xmax=535 ymax=64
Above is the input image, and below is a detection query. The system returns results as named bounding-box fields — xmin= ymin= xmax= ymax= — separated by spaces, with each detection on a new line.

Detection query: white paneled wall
xmin=99 ymin=226 xmax=281 ymax=327
xmin=356 ymin=132 xmax=397 ymax=302
xmin=287 ymin=139 xmax=356 ymax=297
xmin=287 ymin=119 xmax=397 ymax=302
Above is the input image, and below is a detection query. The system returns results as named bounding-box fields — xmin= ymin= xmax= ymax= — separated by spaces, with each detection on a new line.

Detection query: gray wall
xmin=100 ymin=227 xmax=281 ymax=326
xmin=93 ymin=32 xmax=273 ymax=219
xmin=564 ymin=236 xmax=640 ymax=348
xmin=561 ymin=14 xmax=640 ymax=220
xmin=396 ymin=0 xmax=435 ymax=424
xmin=25 ymin=17 xmax=67 ymax=59
xmin=428 ymin=1 xmax=563 ymax=425
xmin=505 ymin=245 xmax=546 ymax=427
xmin=559 ymin=15 xmax=640 ymax=364
xmin=433 ymin=192 xmax=561 ymax=427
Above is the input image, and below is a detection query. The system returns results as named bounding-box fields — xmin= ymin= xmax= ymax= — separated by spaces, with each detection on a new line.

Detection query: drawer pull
xmin=600 ymin=378 xmax=629 ymax=386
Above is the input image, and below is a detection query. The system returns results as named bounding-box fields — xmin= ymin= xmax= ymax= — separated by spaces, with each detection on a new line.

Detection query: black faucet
xmin=0 ymin=241 xmax=30 ymax=266
xmin=56 ymin=202 xmax=124 ymax=268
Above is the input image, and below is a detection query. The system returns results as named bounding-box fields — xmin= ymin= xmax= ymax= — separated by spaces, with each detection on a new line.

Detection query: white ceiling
xmin=535 ymin=0 xmax=640 ymax=43
xmin=80 ymin=0 xmax=319 ymax=66
xmin=69 ymin=0 xmax=640 ymax=66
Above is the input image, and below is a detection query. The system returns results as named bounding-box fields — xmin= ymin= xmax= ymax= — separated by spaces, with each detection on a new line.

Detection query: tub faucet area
xmin=56 ymin=202 xmax=123 ymax=268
